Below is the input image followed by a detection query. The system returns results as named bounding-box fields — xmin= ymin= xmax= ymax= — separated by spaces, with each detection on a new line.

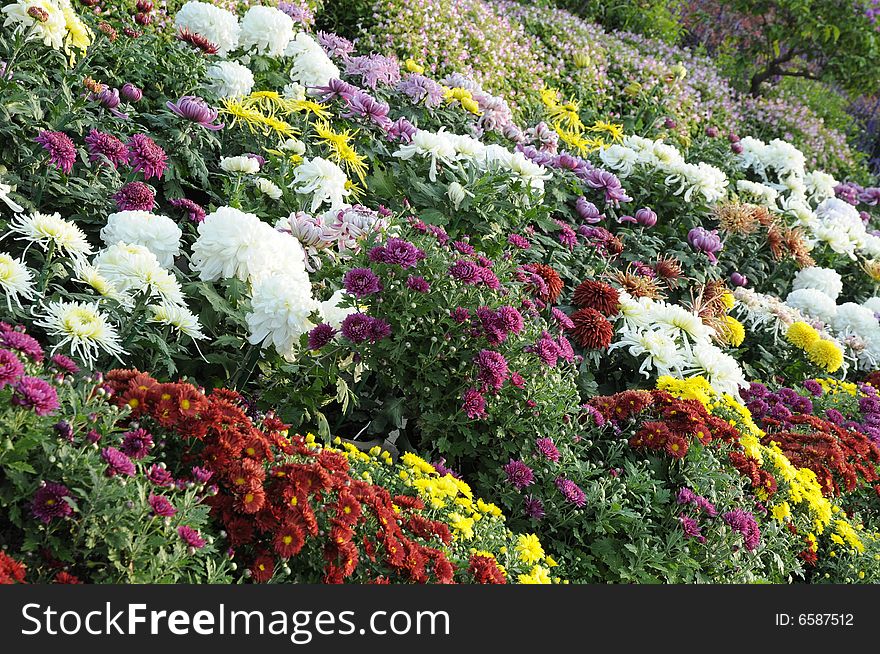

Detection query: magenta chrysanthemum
xmin=536 ymin=437 xmax=560 ymax=462
xmin=148 ymin=493 xmax=177 ymax=517
xmin=32 ymin=482 xmax=74 ymax=523
xmin=169 ymin=197 xmax=206 ymax=223
xmin=85 ymin=129 xmax=129 ymax=168
xmin=112 ymin=181 xmax=155 ymax=211
xmin=12 ymin=377 xmax=60 ymax=416
xmin=120 ymin=428 xmax=153 ymax=459
xmin=35 ymin=130 xmax=77 ymax=174
xmin=1 ymin=329 xmax=44 ymax=362
xmin=101 ymin=446 xmax=136 ymax=478
xmin=475 ymin=349 xmax=509 ymax=392
xmin=462 ymin=387 xmax=487 ymax=420
xmin=147 ymin=464 xmax=174 ymax=487
xmin=0 ymin=348 xmax=24 ymax=388
xmin=343 ymin=267 xmax=382 ymax=297
xmin=503 ymin=459 xmax=535 ymax=489
xmin=555 ymin=477 xmax=587 ymax=507
xmin=127 ymin=133 xmax=168 ymax=180
xmin=49 ymin=354 xmax=79 ymax=375
xmin=177 ymin=525 xmax=206 ymax=549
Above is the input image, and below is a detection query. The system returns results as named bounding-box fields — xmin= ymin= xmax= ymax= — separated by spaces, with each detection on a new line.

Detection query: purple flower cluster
xmin=474 ymin=349 xmax=510 ymax=392
xmin=676 ymin=487 xmax=718 ymax=516
xmin=32 ymin=482 xmax=74 ymax=523
xmin=112 ymin=181 xmax=154 ymax=211
xmin=178 ymin=525 xmax=206 ymax=549
xmin=166 ymin=96 xmax=223 ymax=131
xmin=0 ymin=348 xmax=24 ymax=388
xmin=535 ymin=437 xmax=560 ymax=462
xmin=368 ymin=238 xmax=425 ymax=268
xmin=722 ymin=509 xmax=761 ymax=551
xmin=12 ymin=376 xmax=59 ymax=416
xmin=472 ymin=305 xmax=524 ymax=345
xmin=85 ymin=129 xmax=129 ymax=168
xmin=120 ymin=428 xmax=153 ymax=460
xmin=555 ymin=477 xmax=587 ymax=507
xmin=35 ymin=130 xmax=77 ymax=175
xmin=678 ymin=515 xmax=705 ymax=542
xmin=340 ymin=313 xmax=391 ymax=344
xmin=148 ymin=493 xmax=176 ymax=517
xmin=343 ymin=267 xmax=382 ymax=297
xmin=101 ymin=446 xmax=136 ymax=478
xmin=503 ymin=459 xmax=535 ymax=489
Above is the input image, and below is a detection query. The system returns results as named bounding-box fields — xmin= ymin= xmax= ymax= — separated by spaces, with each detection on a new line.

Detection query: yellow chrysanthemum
xmin=718 ymin=315 xmax=745 ymax=347
xmin=515 ymin=533 xmax=545 ymax=565
xmin=518 ymin=565 xmax=552 ymax=584
xmin=785 ymin=321 xmax=820 ymax=350
xmin=313 ymin=120 xmax=368 ymax=183
xmin=806 ymin=339 xmax=844 ymax=373
xmin=588 ymin=120 xmax=624 ymax=142
xmin=404 ymin=58 xmax=424 ymax=74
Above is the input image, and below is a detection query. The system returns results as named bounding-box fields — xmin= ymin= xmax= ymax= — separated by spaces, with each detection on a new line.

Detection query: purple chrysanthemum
xmin=387 ymin=117 xmax=417 ymax=143
xmin=475 ymin=349 xmax=509 ymax=392
xmin=315 ymin=30 xmax=352 ymax=56
xmin=85 ymin=129 xmax=129 ymax=168
xmin=32 ymin=482 xmax=74 ymax=523
xmin=49 ymin=354 xmax=79 ymax=375
xmin=120 ymin=428 xmax=153 ymax=459
xmin=536 ymin=437 xmax=560 ymax=462
xmin=340 ymin=314 xmax=390 ymax=344
xmin=191 ymin=466 xmax=213 ymax=483
xmin=449 ymin=259 xmax=481 ymax=284
xmin=523 ymin=496 xmax=545 ymax=520
xmin=169 ymin=197 xmax=206 ymax=223
xmin=368 ymin=238 xmax=424 ymax=268
xmin=0 ymin=348 xmax=24 ymax=388
xmin=503 ymin=459 xmax=535 ymax=489
xmin=177 ymin=525 xmax=206 ymax=549
xmin=345 ymin=53 xmax=401 ymax=89
xmin=101 ymin=446 xmax=136 ymax=478
xmin=343 ymin=267 xmax=382 ymax=297
xmin=406 ymin=275 xmax=430 ymax=293
xmin=507 ymin=233 xmax=530 ymax=249
xmin=679 ymin=515 xmax=704 ymax=541
xmin=450 ymin=307 xmax=471 ymax=324
xmin=12 ymin=376 xmax=59 ymax=416
xmin=555 ymin=477 xmax=587 ymax=507
xmin=584 ymin=169 xmax=631 ymax=206
xmin=112 ymin=181 xmax=155 ymax=211
xmin=147 ymin=464 xmax=174 ymax=487
xmin=308 ymin=323 xmax=338 ymax=350
xmin=35 ymin=130 xmax=77 ymax=174
xmin=723 ymin=509 xmax=761 ymax=551
xmin=166 ymin=96 xmax=223 ymax=131
xmin=462 ymin=387 xmax=487 ymax=420
xmin=148 ymin=493 xmax=177 ymax=517
xmin=127 ymin=133 xmax=168 ymax=180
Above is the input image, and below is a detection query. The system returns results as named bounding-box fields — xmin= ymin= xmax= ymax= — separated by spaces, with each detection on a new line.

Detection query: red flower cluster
xmin=572 ymin=279 xmax=620 ymax=317
xmin=759 ymin=414 xmax=880 ymax=496
xmin=468 ymin=554 xmax=506 ymax=584
xmin=0 ymin=551 xmax=26 ymax=584
xmin=590 ymin=390 xmax=740 ymax=458
xmin=105 ymin=370 xmax=461 ymax=584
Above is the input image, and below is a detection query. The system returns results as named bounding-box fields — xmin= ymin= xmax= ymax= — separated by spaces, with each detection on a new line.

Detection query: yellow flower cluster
xmin=313 ymin=120 xmax=369 ymax=183
xmin=537 ymin=87 xmax=621 ymax=155
xmin=784 ymin=322 xmax=844 ymax=373
xmin=813 ymin=377 xmax=858 ymax=397
xmin=443 ymin=87 xmax=481 ymax=115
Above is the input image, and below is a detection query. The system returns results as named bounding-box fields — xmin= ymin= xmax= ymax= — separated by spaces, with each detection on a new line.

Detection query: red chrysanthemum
xmin=468 ymin=554 xmax=506 ymax=584
xmin=250 ymin=553 xmax=275 ymax=583
xmin=569 ymin=308 xmax=613 ymax=349
xmin=572 ymin=280 xmax=620 ymax=316
xmin=529 ymin=264 xmax=563 ymax=304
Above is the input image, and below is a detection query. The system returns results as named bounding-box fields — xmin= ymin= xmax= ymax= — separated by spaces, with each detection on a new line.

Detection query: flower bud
xmin=121 ymin=83 xmax=142 ymax=103
xmin=447 ymin=181 xmax=467 ymax=210
xmin=635 ymin=207 xmax=657 ymax=227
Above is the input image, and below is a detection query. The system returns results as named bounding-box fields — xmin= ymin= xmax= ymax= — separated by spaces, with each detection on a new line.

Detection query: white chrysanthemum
xmin=254 ymin=178 xmax=283 ymax=200
xmin=792 ymin=266 xmax=843 ymax=301
xmin=780 ymin=196 xmax=817 ymax=226
xmin=804 ymin=170 xmax=837 ymax=203
xmin=864 ymin=297 xmax=880 ymax=315
xmin=191 ymin=206 xmax=280 ymax=282
xmin=100 ymin=210 xmax=181 ymax=268
xmin=811 ymin=223 xmax=858 ymax=259
xmin=833 ymin=302 xmax=880 ymax=338
xmin=148 ymin=302 xmax=205 ymax=340
xmin=239 ymin=5 xmax=293 ymax=57
xmin=505 ymin=151 xmax=552 ymax=192
xmin=284 ymin=31 xmax=340 ymax=88
xmin=2 ymin=0 xmax=67 ymax=50
xmin=615 ymin=292 xmax=656 ymax=330
xmin=599 ymin=144 xmax=639 ymax=177
xmin=784 ymin=288 xmax=837 ymax=324
xmin=319 ymin=289 xmax=356 ymax=329
xmin=447 ymin=133 xmax=487 ymax=161
xmin=815 ymin=196 xmax=863 ymax=227
xmin=665 ymin=161 xmax=728 ymax=203
xmin=736 ymin=136 xmax=767 ymax=174
xmin=736 ymin=179 xmax=778 ymax=207
xmin=610 ymin=328 xmax=684 ymax=378
xmin=282 ymin=82 xmax=307 ymax=101
xmin=647 ymin=140 xmax=684 ymax=168
xmin=220 ymin=155 xmax=260 ymax=174
xmin=654 ymin=303 xmax=714 ymax=345
xmin=684 ymin=343 xmax=748 ymax=397
xmin=34 ymin=300 xmax=124 ymax=366
xmin=0 ymin=252 xmax=34 ymax=309
xmin=205 ymin=60 xmax=254 ymax=99
xmin=763 ymin=138 xmax=806 ymax=180
xmin=393 ymin=129 xmax=457 ymax=182
xmin=72 ymin=262 xmax=131 ymax=307
xmin=246 ymin=273 xmax=319 ymax=359
xmin=0 ymin=181 xmax=24 ymax=213
xmin=93 ymin=242 xmax=184 ymax=306
xmin=247 ymin=230 xmax=311 ymax=284
xmin=174 ymin=1 xmax=240 ymax=57
xmin=862 ymin=234 xmax=880 ymax=259
xmin=8 ymin=211 xmax=92 ymax=259
xmin=290 ymin=157 xmax=350 ymax=212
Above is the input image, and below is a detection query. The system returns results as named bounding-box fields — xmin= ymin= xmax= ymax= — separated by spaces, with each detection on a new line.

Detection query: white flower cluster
xmin=239 ymin=5 xmax=294 ymax=57
xmin=804 ymin=197 xmax=880 ymax=260
xmin=393 ymin=129 xmax=551 ymax=191
xmin=291 ymin=157 xmax=350 ymax=212
xmin=610 ymin=292 xmax=747 ymax=397
xmin=100 ymin=210 xmax=182 ymax=268
xmin=175 ymin=1 xmax=241 ymax=57
xmin=600 ymin=135 xmax=729 ymax=203
xmin=285 ymin=31 xmax=340 ymax=88
xmin=190 ymin=207 xmax=325 ymax=359
xmin=205 ymin=60 xmax=254 ymax=98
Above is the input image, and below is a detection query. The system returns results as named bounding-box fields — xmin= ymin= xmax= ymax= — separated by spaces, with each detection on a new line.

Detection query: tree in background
xmin=680 ymin=0 xmax=880 ymax=96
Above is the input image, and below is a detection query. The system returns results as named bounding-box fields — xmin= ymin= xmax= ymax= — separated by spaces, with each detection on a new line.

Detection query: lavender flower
xmin=166 ymin=96 xmax=223 ymax=131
